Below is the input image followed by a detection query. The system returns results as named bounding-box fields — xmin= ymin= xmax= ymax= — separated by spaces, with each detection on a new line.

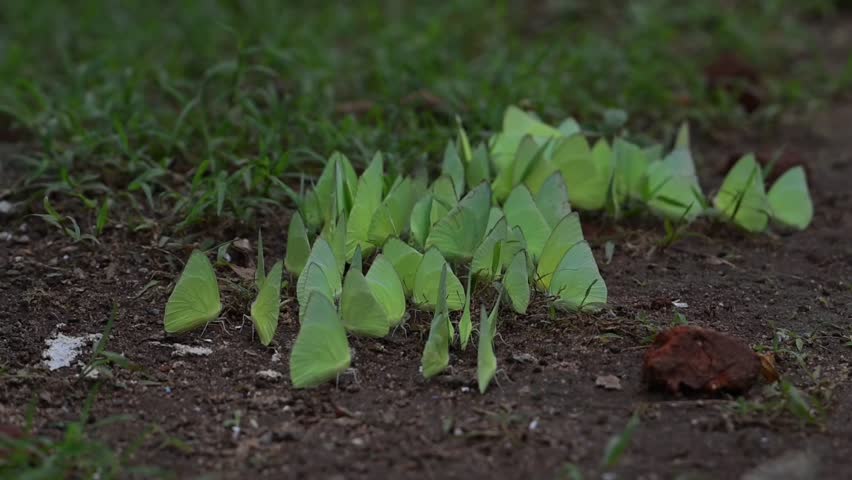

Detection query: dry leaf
xmin=595 ymin=374 xmax=623 ymax=391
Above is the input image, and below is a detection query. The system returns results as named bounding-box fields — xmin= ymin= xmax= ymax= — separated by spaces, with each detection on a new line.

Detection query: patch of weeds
xmin=0 ymin=1 xmax=843 ymax=228
xmin=555 ymin=410 xmax=643 ymax=478
xmin=0 ymin=385 xmax=168 ymax=479
xmin=31 ymin=196 xmax=99 ymax=244
xmin=81 ymin=304 xmax=144 ymax=381
xmin=730 ymin=380 xmax=825 ymax=428
xmin=637 ymin=311 xmax=688 ymax=345
xmin=1 ymin=304 xmax=177 ymax=478
xmin=734 ymin=326 xmax=840 ymax=428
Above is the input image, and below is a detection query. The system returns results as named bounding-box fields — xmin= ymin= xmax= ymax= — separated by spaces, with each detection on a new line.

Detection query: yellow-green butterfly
xmin=493 ymin=135 xmax=548 ymax=201
xmin=643 ymin=127 xmax=704 ymax=222
xmin=382 ymin=237 xmax=423 ymax=297
xmin=490 ymin=106 xmax=563 ymax=172
xmin=768 ymin=166 xmax=813 ymax=231
xmin=340 ymin=264 xmax=389 ymax=338
xmin=503 ymin=250 xmax=530 ymax=314
xmin=296 ymin=238 xmax=342 ymax=310
xmin=534 ymin=171 xmax=572 ymax=229
xmin=551 ymin=136 xmax=613 ymax=212
xmin=713 ymin=153 xmax=769 ymax=233
xmin=409 ymin=195 xmax=433 ymax=249
xmin=365 ymin=255 xmax=407 ymax=327
xmin=289 ymin=293 xmax=352 ymax=388
xmin=612 ymin=139 xmax=650 ymax=207
xmin=421 ymin=264 xmax=452 ymax=379
xmin=368 ymin=177 xmax=416 ymax=247
xmin=467 ymin=143 xmax=491 ymax=190
xmin=430 ymin=175 xmax=459 ymax=226
xmin=412 ymin=248 xmax=465 ymax=311
xmin=425 ymin=182 xmax=492 ymax=262
xmin=442 ymin=140 xmax=466 ymax=198
xmin=535 ymin=213 xmax=584 ymax=291
xmin=549 ymin=240 xmax=607 ymax=311
xmin=250 ymin=260 xmax=282 ymax=345
xmin=164 ymin=250 xmax=222 ymax=334
xmin=503 ymin=184 xmax=552 ymax=262
xmin=346 ymin=153 xmax=384 ymax=259
xmin=458 ymin=271 xmax=474 ymax=350
xmin=284 ymin=212 xmax=311 ymax=277
xmin=471 ymin=217 xmax=507 ymax=281
xmin=302 ymin=152 xmax=358 ymax=230
xmin=477 ymin=291 xmax=502 ymax=394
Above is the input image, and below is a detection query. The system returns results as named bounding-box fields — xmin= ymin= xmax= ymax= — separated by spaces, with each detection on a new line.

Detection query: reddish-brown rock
xmin=643 ymin=326 xmax=761 ymax=394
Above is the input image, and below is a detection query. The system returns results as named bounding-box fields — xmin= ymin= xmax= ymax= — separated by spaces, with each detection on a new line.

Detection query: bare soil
xmin=2 ymin=91 xmax=852 ymax=480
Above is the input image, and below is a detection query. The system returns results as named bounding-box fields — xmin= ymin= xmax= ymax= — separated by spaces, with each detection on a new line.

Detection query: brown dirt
xmin=2 ymin=95 xmax=852 ymax=480
xmin=2 ymin=107 xmax=851 ymax=479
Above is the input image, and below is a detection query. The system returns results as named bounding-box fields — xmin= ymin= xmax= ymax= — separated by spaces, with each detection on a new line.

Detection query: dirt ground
xmin=1 ymin=103 xmax=850 ymax=479
xmin=3 ymin=34 xmax=852 ymax=478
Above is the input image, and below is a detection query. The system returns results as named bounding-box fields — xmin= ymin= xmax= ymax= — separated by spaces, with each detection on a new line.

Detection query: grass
xmin=0 ymin=0 xmax=847 ymax=231
xmin=0 ymin=306 xmax=168 ymax=479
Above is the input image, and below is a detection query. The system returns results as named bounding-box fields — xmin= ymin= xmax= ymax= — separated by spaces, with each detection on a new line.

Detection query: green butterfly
xmin=409 ymin=195 xmax=434 ymax=250
xmin=382 ymin=237 xmax=423 ymax=297
xmin=302 ymin=152 xmax=358 ymax=230
xmin=425 ymin=182 xmax=492 ymax=262
xmin=421 ymin=264 xmax=453 ymax=379
xmin=284 ymin=212 xmax=311 ymax=277
xmin=503 ymin=250 xmax=530 ymax=314
xmin=412 ymin=248 xmax=465 ymax=311
xmin=442 ymin=140 xmax=466 ymax=198
xmin=289 ymin=293 xmax=352 ymax=389
xmin=713 ymin=153 xmax=770 ymax=233
xmin=164 ymin=250 xmax=222 ymax=334
xmin=250 ymin=260 xmax=282 ymax=346
xmin=549 ymin=136 xmax=613 ymax=212
xmin=493 ymin=135 xmax=548 ymax=201
xmin=458 ymin=271 xmax=474 ymax=350
xmin=643 ymin=127 xmax=705 ymax=222
xmin=467 ymin=143 xmax=491 ymax=190
xmin=340 ymin=264 xmax=390 ymax=338
xmin=296 ymin=263 xmax=334 ymax=320
xmin=535 ymin=212 xmax=584 ymax=291
xmin=548 ymin=240 xmax=607 ymax=311
xmin=346 ymin=153 xmax=384 ymax=259
xmin=490 ymin=106 xmax=564 ymax=172
xmin=368 ymin=176 xmax=417 ymax=247
xmin=534 ymin=171 xmax=572 ymax=229
xmin=503 ymin=184 xmax=553 ymax=262
xmin=430 ymin=175 xmax=459 ymax=225
xmin=767 ymin=166 xmax=813 ymax=231
xmin=471 ymin=216 xmax=507 ymax=281
xmin=365 ymin=255 xmax=407 ymax=327
xmin=296 ymin=238 xmax=342 ymax=312
xmin=612 ymin=139 xmax=650 ymax=208
xmin=477 ymin=292 xmax=502 ymax=394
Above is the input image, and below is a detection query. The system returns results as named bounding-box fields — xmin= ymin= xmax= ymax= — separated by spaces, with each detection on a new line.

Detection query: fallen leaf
xmin=232 ymin=238 xmax=251 ymax=252
xmin=758 ymin=353 xmax=780 ymax=383
xmin=229 ymin=264 xmax=256 ymax=282
xmin=595 ymin=374 xmax=623 ymax=391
